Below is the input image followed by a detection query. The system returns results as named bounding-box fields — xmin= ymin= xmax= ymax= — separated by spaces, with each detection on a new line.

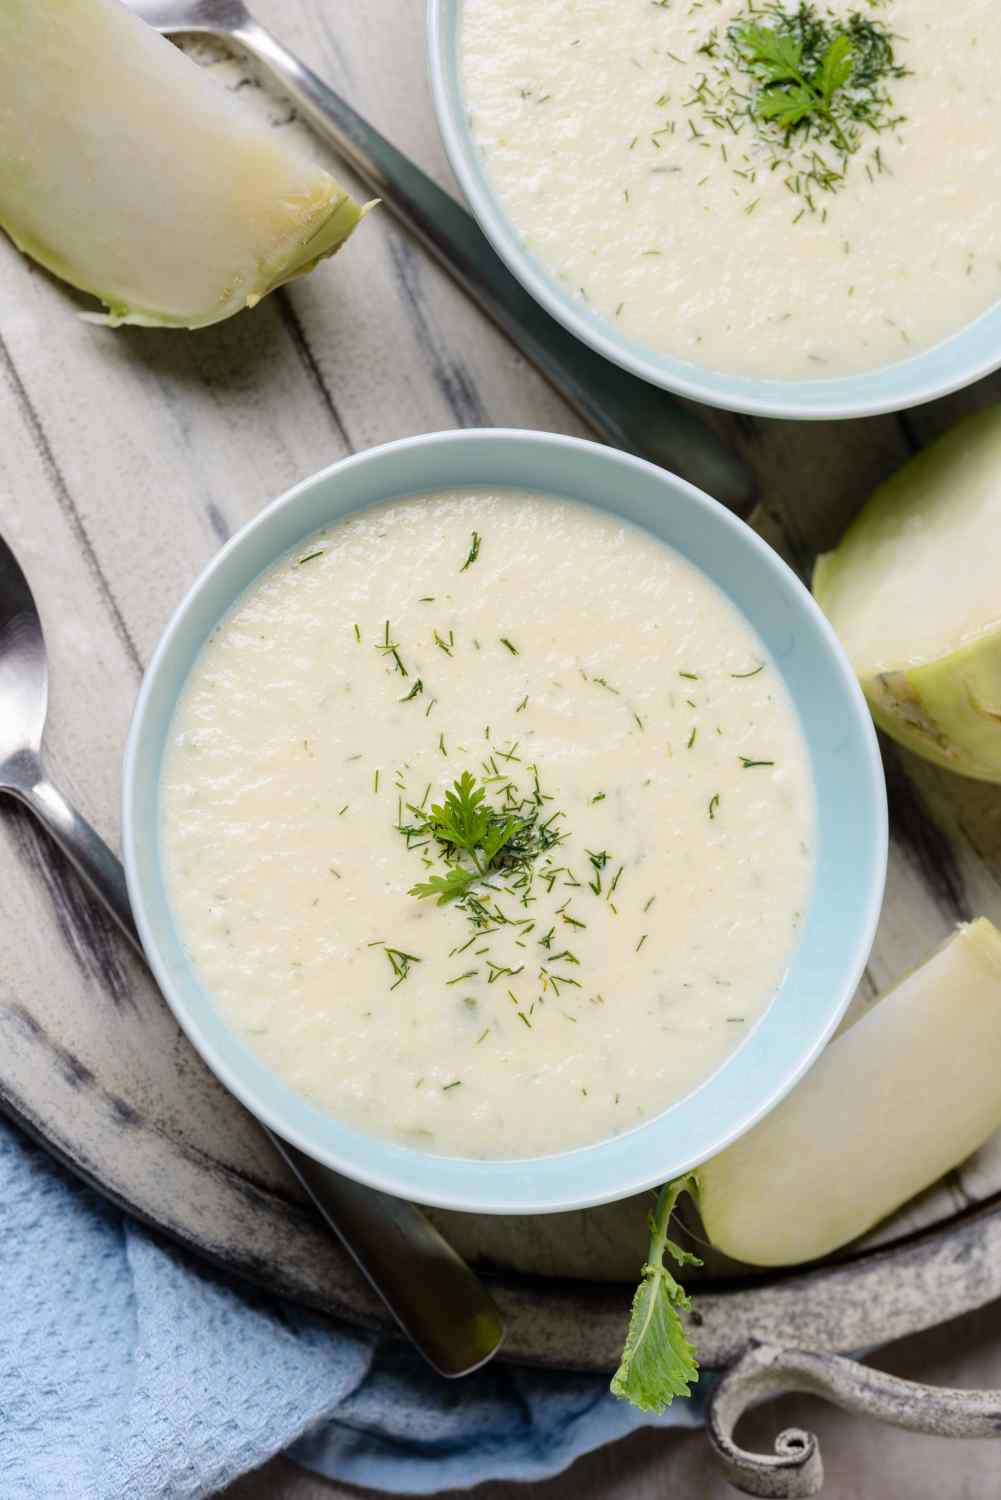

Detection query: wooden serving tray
xmin=3 ymin=0 xmax=1001 ymax=1395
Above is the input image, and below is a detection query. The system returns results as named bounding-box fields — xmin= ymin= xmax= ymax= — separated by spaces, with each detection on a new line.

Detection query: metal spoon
xmin=119 ymin=0 xmax=755 ymax=517
xmin=0 ymin=532 xmax=503 ymax=1377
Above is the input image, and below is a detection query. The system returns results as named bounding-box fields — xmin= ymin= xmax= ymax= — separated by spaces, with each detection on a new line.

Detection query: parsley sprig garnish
xmin=407 ymin=772 xmax=526 ymax=905
xmin=735 ymin=19 xmax=854 ymax=144
xmin=682 ymin=3 xmax=908 ymax=216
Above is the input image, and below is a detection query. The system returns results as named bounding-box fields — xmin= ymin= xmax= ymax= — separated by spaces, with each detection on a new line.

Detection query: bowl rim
xmin=123 ymin=428 xmax=887 ymax=1214
xmin=425 ymin=0 xmax=1001 ymax=421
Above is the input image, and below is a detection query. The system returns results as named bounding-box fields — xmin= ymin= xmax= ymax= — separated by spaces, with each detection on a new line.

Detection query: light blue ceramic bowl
xmin=123 ymin=430 xmax=886 ymax=1214
xmin=427 ymin=0 xmax=1001 ymax=421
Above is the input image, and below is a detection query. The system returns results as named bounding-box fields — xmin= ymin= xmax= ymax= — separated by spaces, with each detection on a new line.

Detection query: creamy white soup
xmin=461 ymin=0 xmax=1001 ymax=380
xmin=161 ymin=490 xmax=814 ymax=1159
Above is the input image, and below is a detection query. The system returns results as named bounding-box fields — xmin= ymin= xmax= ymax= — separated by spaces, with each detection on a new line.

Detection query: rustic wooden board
xmin=2 ymin=0 xmax=1001 ymax=1365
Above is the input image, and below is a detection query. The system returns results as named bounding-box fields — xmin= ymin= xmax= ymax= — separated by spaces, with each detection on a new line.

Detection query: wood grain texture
xmin=2 ymin=0 xmax=1001 ymax=1385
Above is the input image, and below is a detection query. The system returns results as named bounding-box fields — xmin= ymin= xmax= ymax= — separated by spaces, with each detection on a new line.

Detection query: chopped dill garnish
xmin=433 ymin=629 xmax=453 ymax=656
xmin=353 ymin=624 xmax=361 ymax=643
xmin=405 ymin=770 xmax=561 ymax=910
xmin=679 ymin=671 xmax=699 ymax=680
xmin=685 ymin=3 xmax=909 ymax=216
xmin=296 ymin=549 xmax=324 ymax=565
xmin=516 ymin=695 xmax=529 ymax=713
xmin=687 ymin=726 xmax=698 ymax=749
xmin=460 ymin=531 xmax=482 ymax=571
xmin=373 ymin=769 xmax=380 ymax=794
xmin=376 ymin=620 xmax=407 ymax=676
xmin=393 ymin=761 xmax=619 ymax=1020
xmin=500 ymin=637 xmax=520 ymax=655
xmin=486 ymin=960 xmax=524 ymax=984
xmin=636 ymin=934 xmax=648 ymax=952
xmin=586 ymin=848 xmax=610 ymax=895
xmin=399 ymin=678 xmax=424 ymax=702
xmin=731 ymin=662 xmax=765 ymax=678
xmin=379 ymin=946 xmax=421 ymax=990
xmin=739 ymin=755 xmax=776 ymax=768
xmin=443 ymin=1079 xmax=462 ymax=1091
xmin=709 ymin=793 xmax=720 ymax=819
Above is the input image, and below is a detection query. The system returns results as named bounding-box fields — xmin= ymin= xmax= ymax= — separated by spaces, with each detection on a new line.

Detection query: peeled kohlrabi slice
xmin=696 ymin=919 xmax=1001 ymax=1267
xmin=0 ymin=0 xmax=372 ymax=329
xmin=814 ymin=407 xmax=1001 ymax=781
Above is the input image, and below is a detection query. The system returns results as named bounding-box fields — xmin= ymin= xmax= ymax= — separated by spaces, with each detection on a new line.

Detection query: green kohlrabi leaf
xmin=610 ymin=1176 xmax=702 ymax=1414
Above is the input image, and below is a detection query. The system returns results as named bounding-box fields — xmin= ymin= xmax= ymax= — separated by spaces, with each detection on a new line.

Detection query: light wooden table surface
xmin=3 ymin=2 xmax=1001 ymax=1497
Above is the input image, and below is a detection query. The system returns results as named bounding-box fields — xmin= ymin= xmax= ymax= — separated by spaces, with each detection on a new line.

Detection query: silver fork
xmin=0 ymin=531 xmax=504 ymax=1377
xmin=121 ymin=0 xmax=754 ymax=515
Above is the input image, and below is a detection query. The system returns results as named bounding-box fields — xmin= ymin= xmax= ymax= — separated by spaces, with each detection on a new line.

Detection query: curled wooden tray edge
xmin=707 ymin=1341 xmax=1001 ymax=1497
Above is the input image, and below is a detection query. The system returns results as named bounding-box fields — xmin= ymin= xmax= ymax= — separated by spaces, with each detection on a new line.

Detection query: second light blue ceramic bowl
xmin=123 ymin=430 xmax=886 ymax=1214
xmin=427 ymin=0 xmax=1001 ymax=420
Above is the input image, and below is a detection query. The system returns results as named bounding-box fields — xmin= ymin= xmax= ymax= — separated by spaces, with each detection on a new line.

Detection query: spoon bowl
xmin=0 ymin=536 xmax=48 ymax=781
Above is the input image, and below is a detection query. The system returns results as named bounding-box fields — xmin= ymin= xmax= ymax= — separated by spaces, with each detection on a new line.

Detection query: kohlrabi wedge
xmin=0 ymin=0 xmax=371 ymax=329
xmin=814 ymin=407 xmax=1001 ymax=781
xmin=697 ymin=919 xmax=1001 ymax=1267
xmin=613 ymin=921 xmax=1001 ymax=1413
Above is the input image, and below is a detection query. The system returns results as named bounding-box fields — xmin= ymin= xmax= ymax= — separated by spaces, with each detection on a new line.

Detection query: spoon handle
xmin=15 ymin=764 xmax=504 ymax=1376
xmin=229 ymin=18 xmax=755 ymax=515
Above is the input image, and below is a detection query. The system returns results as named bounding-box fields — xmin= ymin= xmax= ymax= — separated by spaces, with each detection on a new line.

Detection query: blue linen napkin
xmin=0 ymin=1123 xmax=705 ymax=1498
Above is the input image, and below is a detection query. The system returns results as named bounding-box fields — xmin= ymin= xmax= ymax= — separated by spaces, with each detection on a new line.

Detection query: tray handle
xmin=706 ymin=1340 xmax=1001 ymax=1497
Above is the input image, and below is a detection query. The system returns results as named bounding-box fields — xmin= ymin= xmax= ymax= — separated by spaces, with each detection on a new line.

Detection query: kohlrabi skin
xmin=813 ymin=407 xmax=1001 ymax=782
xmin=0 ymin=0 xmax=372 ymax=329
xmin=613 ymin=919 xmax=1001 ymax=1414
